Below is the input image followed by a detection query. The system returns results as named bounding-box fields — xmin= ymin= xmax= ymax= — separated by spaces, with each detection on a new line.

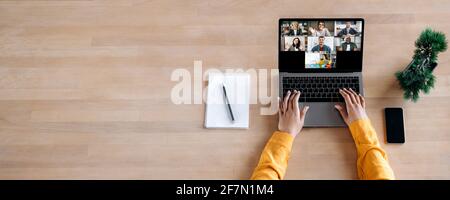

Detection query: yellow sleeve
xmin=349 ymin=119 xmax=395 ymax=180
xmin=250 ymin=131 xmax=294 ymax=180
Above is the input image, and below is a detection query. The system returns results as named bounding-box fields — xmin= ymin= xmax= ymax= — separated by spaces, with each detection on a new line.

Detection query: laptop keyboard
xmin=282 ymin=76 xmax=360 ymax=102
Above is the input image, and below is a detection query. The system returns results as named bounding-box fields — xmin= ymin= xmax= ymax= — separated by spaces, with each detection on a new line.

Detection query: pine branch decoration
xmin=395 ymin=28 xmax=447 ymax=102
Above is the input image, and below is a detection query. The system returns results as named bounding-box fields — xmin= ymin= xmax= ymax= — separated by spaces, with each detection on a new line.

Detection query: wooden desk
xmin=0 ymin=0 xmax=448 ymax=179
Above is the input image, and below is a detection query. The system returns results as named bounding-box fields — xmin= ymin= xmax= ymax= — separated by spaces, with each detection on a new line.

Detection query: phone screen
xmin=385 ymin=108 xmax=405 ymax=143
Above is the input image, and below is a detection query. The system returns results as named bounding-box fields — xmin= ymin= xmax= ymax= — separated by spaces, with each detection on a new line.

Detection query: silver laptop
xmin=278 ymin=18 xmax=365 ymax=127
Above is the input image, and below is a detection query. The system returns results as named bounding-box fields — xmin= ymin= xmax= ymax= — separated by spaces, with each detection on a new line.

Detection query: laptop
xmin=278 ymin=18 xmax=365 ymax=127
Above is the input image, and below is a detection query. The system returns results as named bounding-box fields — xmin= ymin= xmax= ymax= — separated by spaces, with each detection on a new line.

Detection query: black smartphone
xmin=385 ymin=108 xmax=405 ymax=143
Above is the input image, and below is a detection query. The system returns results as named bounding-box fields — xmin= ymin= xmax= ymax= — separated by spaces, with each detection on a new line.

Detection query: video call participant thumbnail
xmin=288 ymin=21 xmax=307 ymax=36
xmin=305 ymin=52 xmax=335 ymax=69
xmin=311 ymin=36 xmax=332 ymax=53
xmin=309 ymin=21 xmax=332 ymax=37
xmin=337 ymin=21 xmax=360 ymax=37
xmin=288 ymin=37 xmax=304 ymax=51
xmin=340 ymin=36 xmax=358 ymax=51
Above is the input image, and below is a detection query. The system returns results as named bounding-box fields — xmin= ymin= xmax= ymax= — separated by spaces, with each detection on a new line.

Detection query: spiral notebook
xmin=204 ymin=73 xmax=250 ymax=129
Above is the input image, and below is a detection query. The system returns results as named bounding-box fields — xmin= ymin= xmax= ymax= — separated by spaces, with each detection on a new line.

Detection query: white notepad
xmin=204 ymin=73 xmax=250 ymax=129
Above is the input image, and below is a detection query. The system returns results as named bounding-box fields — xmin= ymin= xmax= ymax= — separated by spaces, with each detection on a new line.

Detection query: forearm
xmin=250 ymin=131 xmax=294 ymax=180
xmin=349 ymin=119 xmax=395 ymax=180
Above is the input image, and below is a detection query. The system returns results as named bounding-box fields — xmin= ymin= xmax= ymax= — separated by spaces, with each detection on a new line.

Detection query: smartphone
xmin=385 ymin=107 xmax=405 ymax=143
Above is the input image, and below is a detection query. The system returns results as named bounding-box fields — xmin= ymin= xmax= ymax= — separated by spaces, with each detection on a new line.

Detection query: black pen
xmin=222 ymin=83 xmax=235 ymax=121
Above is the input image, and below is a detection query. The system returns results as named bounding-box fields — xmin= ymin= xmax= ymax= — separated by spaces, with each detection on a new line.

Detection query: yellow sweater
xmin=251 ymin=119 xmax=395 ymax=180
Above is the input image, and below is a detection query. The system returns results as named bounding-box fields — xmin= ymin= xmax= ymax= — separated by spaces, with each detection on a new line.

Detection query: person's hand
xmin=278 ymin=90 xmax=309 ymax=138
xmin=334 ymin=88 xmax=368 ymax=126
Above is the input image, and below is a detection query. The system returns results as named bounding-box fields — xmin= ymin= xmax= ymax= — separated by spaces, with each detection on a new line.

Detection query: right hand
xmin=334 ymin=88 xmax=368 ymax=126
xmin=278 ymin=90 xmax=309 ymax=138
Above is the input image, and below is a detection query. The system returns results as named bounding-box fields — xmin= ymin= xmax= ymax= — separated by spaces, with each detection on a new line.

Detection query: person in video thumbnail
xmin=341 ymin=36 xmax=358 ymax=51
xmin=309 ymin=21 xmax=331 ymax=36
xmin=337 ymin=21 xmax=359 ymax=37
xmin=288 ymin=37 xmax=303 ymax=51
xmin=281 ymin=26 xmax=290 ymax=36
xmin=288 ymin=21 xmax=305 ymax=36
xmin=320 ymin=53 xmax=333 ymax=68
xmin=311 ymin=36 xmax=331 ymax=53
xmin=251 ymin=89 xmax=395 ymax=180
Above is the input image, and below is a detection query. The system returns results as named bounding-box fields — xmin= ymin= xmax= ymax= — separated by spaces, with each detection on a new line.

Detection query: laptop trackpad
xmin=300 ymin=102 xmax=346 ymax=127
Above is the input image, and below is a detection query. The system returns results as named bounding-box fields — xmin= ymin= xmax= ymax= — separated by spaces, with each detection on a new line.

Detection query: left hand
xmin=278 ymin=90 xmax=309 ymax=138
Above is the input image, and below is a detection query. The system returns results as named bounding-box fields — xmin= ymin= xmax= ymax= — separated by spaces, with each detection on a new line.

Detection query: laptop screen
xmin=279 ymin=18 xmax=364 ymax=72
